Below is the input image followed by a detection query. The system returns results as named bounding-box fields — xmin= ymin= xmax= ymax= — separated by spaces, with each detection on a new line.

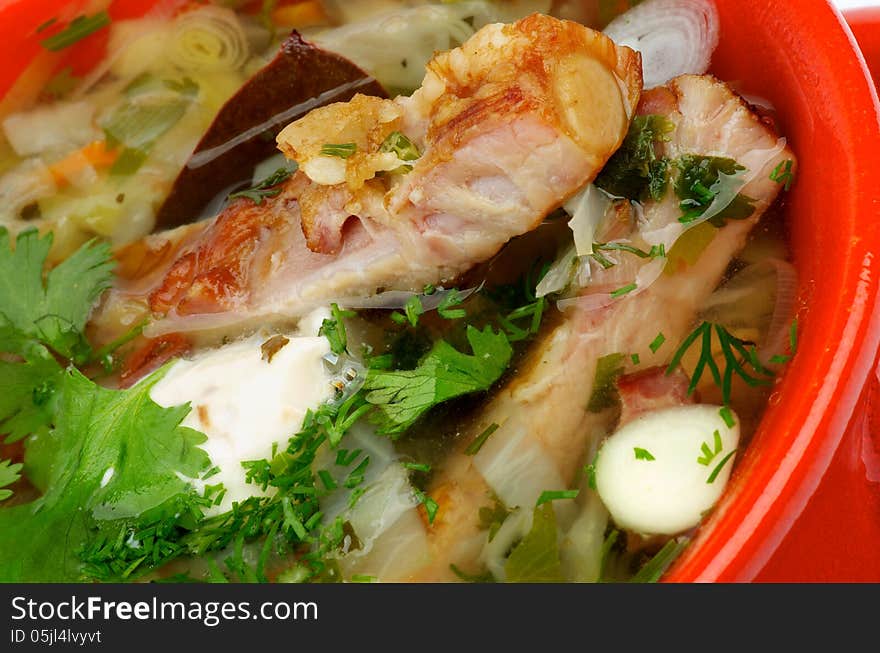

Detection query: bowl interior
xmin=666 ymin=0 xmax=880 ymax=581
xmin=1 ymin=0 xmax=879 ymax=581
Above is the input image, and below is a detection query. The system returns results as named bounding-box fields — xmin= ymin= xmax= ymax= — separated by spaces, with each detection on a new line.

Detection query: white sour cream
xmin=150 ymin=311 xmax=334 ymax=515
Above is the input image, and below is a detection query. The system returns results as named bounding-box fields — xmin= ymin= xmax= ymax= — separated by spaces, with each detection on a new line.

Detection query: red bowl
xmin=667 ymin=0 xmax=880 ymax=582
xmin=1 ymin=0 xmax=879 ymax=581
xmin=848 ymin=7 xmax=880 ymax=89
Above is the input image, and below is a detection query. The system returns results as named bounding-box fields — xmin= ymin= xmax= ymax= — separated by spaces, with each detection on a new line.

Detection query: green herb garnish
xmin=697 ymin=430 xmax=724 ymax=467
xmin=402 ymin=462 xmax=431 ymax=473
xmin=228 ymin=166 xmax=296 ymax=205
xmin=610 ymin=283 xmax=637 ymax=298
xmin=363 ymin=326 xmax=513 ymax=436
xmin=666 ymin=322 xmax=774 ymax=405
xmin=675 ymin=155 xmax=756 ymax=226
xmin=719 ymin=406 xmax=736 ymax=428
xmin=379 ymin=131 xmax=420 ymax=173
xmin=415 ymin=490 xmax=439 ymax=524
xmin=634 ymin=447 xmax=655 ymax=461
xmin=41 ymin=12 xmax=110 ymax=52
xmin=770 ymin=159 xmax=795 ymax=191
xmin=536 ymin=489 xmax=579 ymax=506
xmin=0 ymin=460 xmax=22 ymax=503
xmin=706 ymin=450 xmax=737 ymax=484
xmin=595 ymin=115 xmax=674 ymax=202
xmin=320 ymin=143 xmax=357 ymax=159
xmin=404 ymin=295 xmax=423 ymax=327
xmin=464 ymin=422 xmax=500 ymax=456
xmin=630 ymin=538 xmax=688 ymax=583
xmin=437 ymin=289 xmax=466 ymax=320
xmin=649 ymin=332 xmax=666 ymax=353
xmin=319 ymin=303 xmax=356 ymax=355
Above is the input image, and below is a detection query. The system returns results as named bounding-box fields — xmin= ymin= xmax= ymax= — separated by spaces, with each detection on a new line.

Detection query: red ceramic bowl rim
xmin=1 ymin=0 xmax=879 ymax=581
xmin=666 ymin=0 xmax=880 ymax=581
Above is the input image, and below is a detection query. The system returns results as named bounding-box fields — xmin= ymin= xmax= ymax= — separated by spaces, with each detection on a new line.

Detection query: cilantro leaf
xmin=0 ymin=228 xmax=114 ymax=360
xmin=0 ymin=319 xmax=64 ymax=442
xmin=0 ymin=459 xmax=22 ymax=503
xmin=505 ymin=503 xmax=564 ymax=583
xmin=675 ymin=155 xmax=756 ymax=227
xmin=0 ymin=367 xmax=211 ymax=582
xmin=363 ymin=325 xmax=513 ymax=436
xmin=595 ymin=115 xmax=673 ymax=202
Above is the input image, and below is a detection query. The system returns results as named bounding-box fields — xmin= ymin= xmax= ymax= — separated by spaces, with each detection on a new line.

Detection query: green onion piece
xmin=535 ymin=489 xmax=579 ymax=506
xmin=379 ymin=131 xmax=421 ymax=161
xmin=415 ymin=491 xmax=439 ymax=524
xmin=706 ymin=450 xmax=736 ymax=484
xmin=464 ymin=423 xmax=499 ymax=456
xmin=344 ymin=456 xmax=370 ymax=489
xmin=630 ymin=538 xmax=688 ymax=583
xmin=404 ymin=295 xmax=423 ymax=327
xmin=610 ymin=283 xmax=637 ymax=298
xmin=41 ymin=12 xmax=110 ymax=52
xmin=335 ymin=448 xmax=362 ymax=467
xmin=649 ymin=332 xmax=666 ymax=353
xmin=317 ymin=470 xmax=337 ymax=491
xmin=697 ymin=430 xmax=723 ymax=466
xmin=320 ymin=143 xmax=357 ymax=159
xmin=631 ymin=353 xmax=641 ymax=365
xmin=719 ymin=406 xmax=736 ymax=428
xmin=770 ymin=159 xmax=795 ymax=191
xmin=402 ymin=462 xmax=431 ymax=473
xmin=350 ymin=574 xmax=376 ymax=583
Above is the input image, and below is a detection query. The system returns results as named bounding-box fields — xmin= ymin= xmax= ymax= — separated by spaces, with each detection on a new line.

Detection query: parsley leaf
xmin=0 ymin=367 xmax=212 ymax=581
xmin=0 ymin=322 xmax=64 ymax=442
xmin=505 ymin=503 xmax=564 ymax=583
xmin=319 ymin=303 xmax=356 ymax=355
xmin=0 ymin=459 xmax=22 ymax=503
xmin=0 ymin=228 xmax=114 ymax=361
xmin=675 ymin=155 xmax=756 ymax=227
xmin=363 ymin=325 xmax=513 ymax=436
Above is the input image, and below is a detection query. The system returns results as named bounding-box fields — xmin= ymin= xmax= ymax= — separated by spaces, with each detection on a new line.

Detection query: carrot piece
xmin=49 ymin=140 xmax=118 ymax=186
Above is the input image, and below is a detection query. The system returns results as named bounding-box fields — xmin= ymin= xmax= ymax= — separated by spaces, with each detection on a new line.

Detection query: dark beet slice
xmin=154 ymin=31 xmax=386 ymax=229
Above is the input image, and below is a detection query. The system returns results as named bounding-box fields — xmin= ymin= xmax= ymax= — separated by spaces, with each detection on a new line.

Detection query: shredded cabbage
xmin=312 ymin=1 xmax=550 ymax=94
